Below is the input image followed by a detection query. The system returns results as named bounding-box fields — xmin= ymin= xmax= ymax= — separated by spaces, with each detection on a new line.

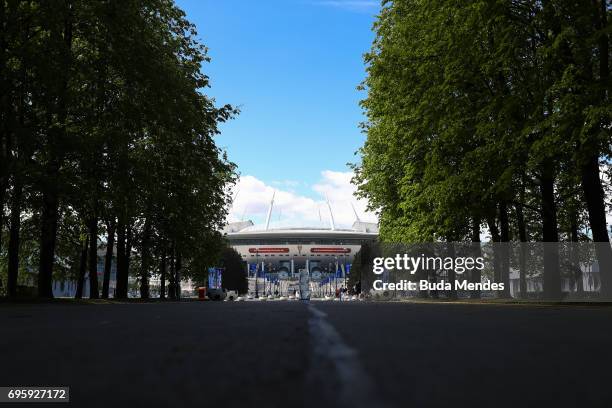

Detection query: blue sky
xmin=176 ymin=0 xmax=380 ymax=226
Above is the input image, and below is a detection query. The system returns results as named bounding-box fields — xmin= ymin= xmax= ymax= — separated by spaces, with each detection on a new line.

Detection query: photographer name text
xmin=372 ymin=279 xmax=504 ymax=291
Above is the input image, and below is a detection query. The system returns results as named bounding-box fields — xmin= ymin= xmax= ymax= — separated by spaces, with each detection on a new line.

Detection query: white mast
xmin=350 ymin=202 xmax=361 ymax=223
xmin=265 ymin=191 xmax=275 ymax=230
xmin=325 ymin=193 xmax=336 ymax=231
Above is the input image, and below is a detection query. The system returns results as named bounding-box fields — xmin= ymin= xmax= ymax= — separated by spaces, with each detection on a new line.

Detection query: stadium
xmin=223 ymin=193 xmax=378 ymax=297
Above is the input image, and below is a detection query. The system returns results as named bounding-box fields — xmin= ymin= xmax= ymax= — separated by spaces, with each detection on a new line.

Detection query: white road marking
xmin=308 ymin=303 xmax=390 ymax=407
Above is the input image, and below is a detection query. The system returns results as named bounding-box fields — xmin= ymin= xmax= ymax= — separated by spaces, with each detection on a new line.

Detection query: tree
xmin=0 ymin=0 xmax=236 ymax=299
xmin=355 ymin=0 xmax=611 ymax=300
xmin=218 ymin=247 xmax=248 ymax=294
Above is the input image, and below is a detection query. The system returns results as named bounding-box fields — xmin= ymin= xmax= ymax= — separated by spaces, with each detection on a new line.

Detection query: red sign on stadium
xmin=310 ymin=247 xmax=351 ymax=254
xmin=248 ymin=247 xmax=290 ymax=253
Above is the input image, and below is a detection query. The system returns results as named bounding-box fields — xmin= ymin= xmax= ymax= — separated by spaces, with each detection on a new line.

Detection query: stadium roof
xmin=223 ymin=220 xmax=378 ymax=240
xmin=223 ymin=191 xmax=378 ymax=238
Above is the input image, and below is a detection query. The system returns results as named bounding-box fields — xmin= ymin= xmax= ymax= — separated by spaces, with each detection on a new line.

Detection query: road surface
xmin=1 ymin=300 xmax=611 ymax=407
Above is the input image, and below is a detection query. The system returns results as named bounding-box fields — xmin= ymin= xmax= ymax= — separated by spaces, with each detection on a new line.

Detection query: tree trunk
xmin=38 ymin=8 xmax=73 ymax=298
xmin=75 ymin=236 xmax=88 ymax=299
xmin=7 ymin=179 xmax=22 ymax=297
xmin=499 ymin=202 xmax=511 ymax=298
xmin=125 ymin=223 xmax=133 ymax=276
xmin=175 ymin=252 xmax=182 ymax=300
xmin=88 ymin=217 xmax=99 ymax=298
xmin=579 ymin=1 xmax=612 ymax=299
xmin=168 ymin=248 xmax=176 ymax=300
xmin=38 ymin=181 xmax=60 ymax=298
xmin=540 ymin=166 xmax=561 ymax=300
xmin=115 ymin=216 xmax=127 ymax=299
xmin=102 ymin=219 xmax=115 ymax=299
xmin=159 ymin=249 xmax=166 ymax=300
xmin=139 ymin=217 xmax=151 ymax=299
xmin=0 ymin=146 xmax=6 ymax=291
xmin=581 ymin=154 xmax=612 ymax=299
xmin=570 ymin=218 xmax=584 ymax=296
xmin=445 ymin=242 xmax=457 ymax=300
xmin=0 ymin=0 xmax=9 ymax=276
xmin=516 ymin=199 xmax=528 ymax=299
xmin=0 ymin=161 xmax=5 ymax=291
xmin=487 ymin=215 xmax=502 ymax=290
xmin=470 ymin=217 xmax=481 ymax=299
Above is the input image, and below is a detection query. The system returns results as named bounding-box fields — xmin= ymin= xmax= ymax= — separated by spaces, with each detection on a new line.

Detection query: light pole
xmin=343 ymin=249 xmax=347 ymax=291
xmin=255 ymin=249 xmax=259 ymax=298
xmin=266 ymin=264 xmax=270 ymax=296
xmin=358 ymin=241 xmax=364 ymax=296
xmin=334 ymin=256 xmax=338 ymax=296
xmin=267 ymin=263 xmax=271 ymax=296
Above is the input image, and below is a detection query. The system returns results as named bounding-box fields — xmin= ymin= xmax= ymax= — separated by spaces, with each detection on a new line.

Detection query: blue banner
xmin=208 ymin=267 xmax=223 ymax=289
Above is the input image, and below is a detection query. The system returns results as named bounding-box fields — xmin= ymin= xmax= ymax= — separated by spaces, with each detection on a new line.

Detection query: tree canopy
xmin=0 ymin=0 xmax=237 ymax=299
xmin=355 ymin=0 xmax=612 ymax=300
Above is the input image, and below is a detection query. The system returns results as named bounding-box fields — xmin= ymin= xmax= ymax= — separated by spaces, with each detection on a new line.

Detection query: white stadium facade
xmin=223 ymin=194 xmax=378 ymax=296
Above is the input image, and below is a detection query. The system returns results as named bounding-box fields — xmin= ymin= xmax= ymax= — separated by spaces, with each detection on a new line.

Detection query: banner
xmin=208 ymin=267 xmax=223 ymax=289
xmin=248 ymin=263 xmax=258 ymax=277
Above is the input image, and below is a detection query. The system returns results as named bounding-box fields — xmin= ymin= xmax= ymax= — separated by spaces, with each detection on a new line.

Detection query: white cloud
xmin=270 ymin=179 xmax=301 ymax=192
xmin=228 ymin=171 xmax=377 ymax=229
xmin=313 ymin=170 xmax=377 ymax=225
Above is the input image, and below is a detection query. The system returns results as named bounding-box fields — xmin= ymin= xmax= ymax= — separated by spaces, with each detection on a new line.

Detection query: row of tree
xmin=0 ymin=0 xmax=237 ymax=298
xmin=354 ymin=0 xmax=612 ymax=299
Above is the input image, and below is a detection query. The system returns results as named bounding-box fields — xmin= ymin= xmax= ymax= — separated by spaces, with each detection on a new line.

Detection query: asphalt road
xmin=1 ymin=300 xmax=611 ymax=408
